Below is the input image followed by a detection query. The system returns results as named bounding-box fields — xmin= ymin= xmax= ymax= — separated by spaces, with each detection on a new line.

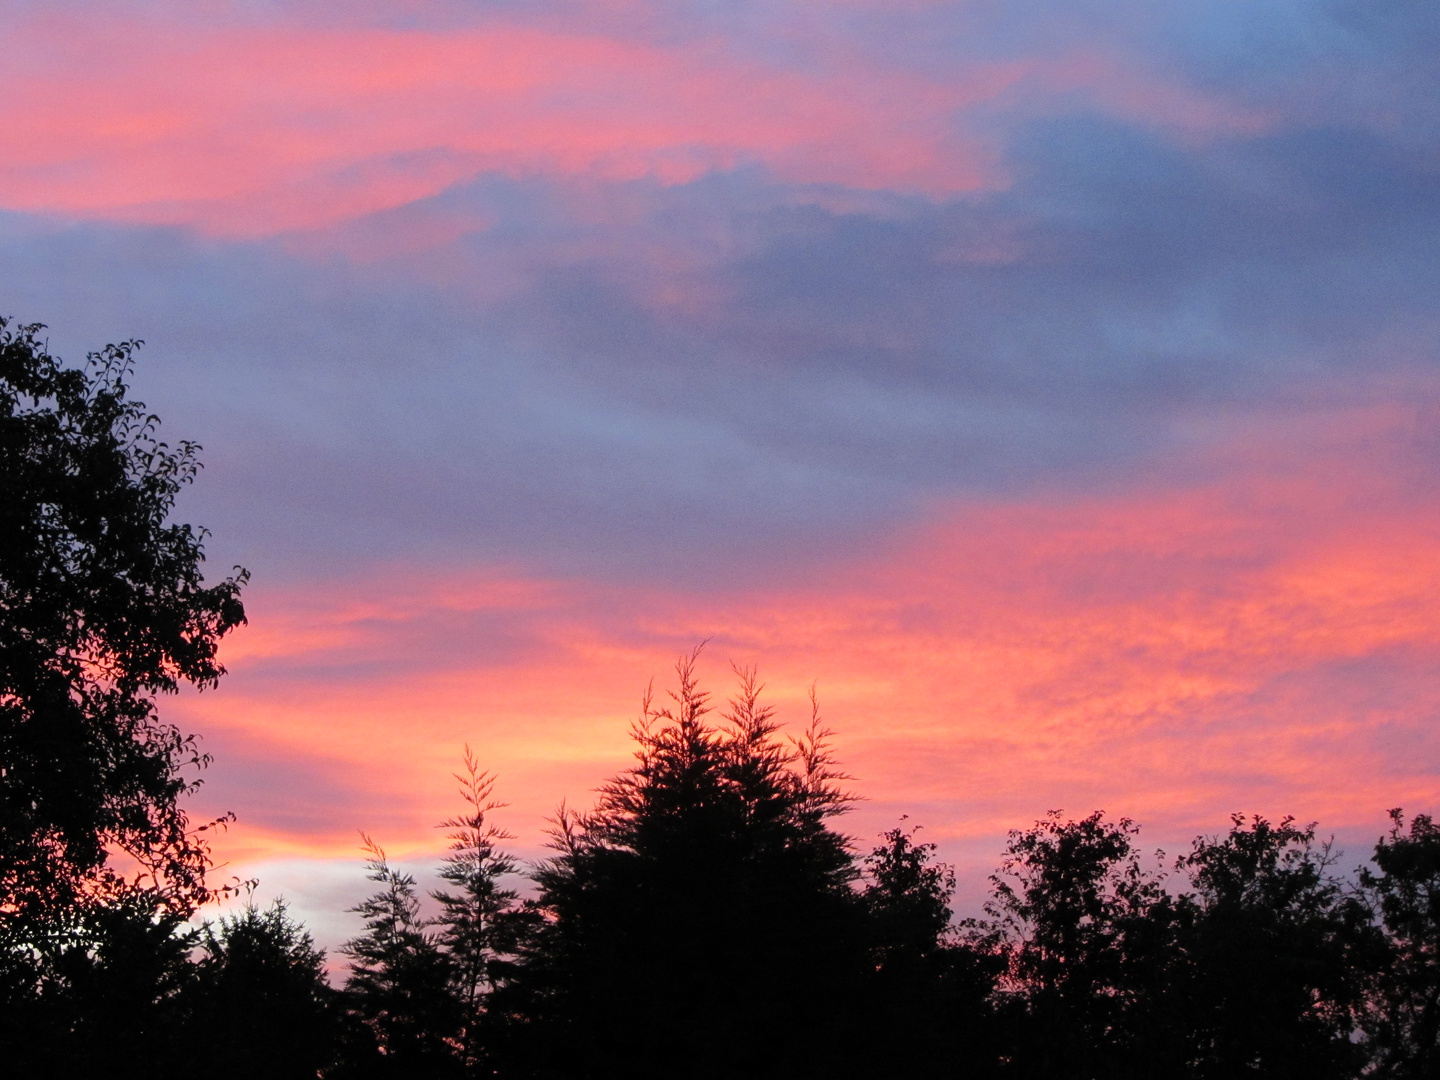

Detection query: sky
xmin=3 ymin=0 xmax=1440 ymax=945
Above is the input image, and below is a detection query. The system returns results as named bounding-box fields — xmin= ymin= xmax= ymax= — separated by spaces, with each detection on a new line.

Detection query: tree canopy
xmin=0 ymin=319 xmax=247 ymax=924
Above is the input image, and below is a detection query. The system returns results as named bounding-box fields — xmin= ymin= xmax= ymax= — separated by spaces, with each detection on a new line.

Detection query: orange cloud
xmin=176 ymin=402 xmax=1440 ymax=879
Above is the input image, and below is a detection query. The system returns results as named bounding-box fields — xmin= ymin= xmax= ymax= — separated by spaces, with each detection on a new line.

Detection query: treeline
xmin=5 ymin=657 xmax=1440 ymax=1080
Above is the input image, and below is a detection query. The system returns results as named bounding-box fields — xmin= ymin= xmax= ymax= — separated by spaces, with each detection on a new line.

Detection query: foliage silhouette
xmin=490 ymin=651 xmax=868 ymax=1079
xmin=336 ymin=836 xmax=464 ymax=1078
xmin=320 ymin=665 xmax=1419 ymax=1080
xmin=864 ymin=820 xmax=955 ymax=958
xmin=184 ymin=899 xmax=335 ymax=1080
xmin=0 ymin=316 xmax=246 ymax=1066
xmin=967 ymin=811 xmax=1179 ymax=1079
xmin=432 ymin=748 xmax=537 ymax=1073
xmin=1361 ymin=809 xmax=1440 ymax=1077
xmin=0 ymin=318 xmax=247 ymax=924
xmin=8 ymin=315 xmax=1431 ymax=1078
xmin=1173 ymin=814 xmax=1380 ymax=1080
xmin=859 ymin=822 xmax=1000 ymax=1078
xmin=2 ymin=890 xmax=197 ymax=1079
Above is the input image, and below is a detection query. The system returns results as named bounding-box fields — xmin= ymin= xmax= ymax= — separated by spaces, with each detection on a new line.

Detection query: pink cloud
xmin=178 ymin=402 xmax=1440 ymax=875
xmin=0 ymin=11 xmax=1267 ymax=236
xmin=0 ymin=15 xmax=1011 ymax=235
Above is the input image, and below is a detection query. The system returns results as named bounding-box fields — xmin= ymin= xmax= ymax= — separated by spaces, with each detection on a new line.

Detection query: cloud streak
xmin=0 ymin=16 xmax=1004 ymax=232
xmin=0 ymin=2 xmax=1283 ymax=235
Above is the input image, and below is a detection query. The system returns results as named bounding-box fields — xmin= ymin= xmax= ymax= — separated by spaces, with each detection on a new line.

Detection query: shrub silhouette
xmin=9 ymin=893 xmax=196 ymax=1079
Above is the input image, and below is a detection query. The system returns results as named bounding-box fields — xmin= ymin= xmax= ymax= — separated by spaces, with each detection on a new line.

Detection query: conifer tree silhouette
xmin=432 ymin=749 xmax=535 ymax=1073
xmin=337 ymin=837 xmax=461 ymax=1078
xmin=490 ymin=650 xmax=867 ymax=1080
xmin=184 ymin=899 xmax=334 ymax=1080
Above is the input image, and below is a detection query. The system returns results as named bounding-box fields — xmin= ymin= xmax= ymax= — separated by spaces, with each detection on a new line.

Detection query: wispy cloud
xmin=0 ymin=1 xmax=1287 ymax=235
xmin=179 ymin=400 xmax=1440 ymax=880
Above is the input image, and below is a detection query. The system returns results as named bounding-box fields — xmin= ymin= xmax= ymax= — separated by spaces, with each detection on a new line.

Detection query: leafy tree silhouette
xmin=336 ymin=837 xmax=462 ymax=1079
xmin=859 ymin=822 xmax=1001 ymax=1078
xmin=1361 ymin=809 xmax=1440 ymax=1076
xmin=864 ymin=821 xmax=955 ymax=958
xmin=1173 ymin=814 xmax=1380 ymax=1080
xmin=0 ymin=319 xmax=247 ymax=929
xmin=0 ymin=317 xmax=246 ymax=1067
xmin=183 ymin=899 xmax=336 ymax=1080
xmin=490 ymin=650 xmax=867 ymax=1080
xmin=966 ymin=811 xmax=1180 ymax=1079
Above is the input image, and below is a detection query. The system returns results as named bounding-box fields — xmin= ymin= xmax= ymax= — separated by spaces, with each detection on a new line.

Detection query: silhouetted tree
xmin=432 ymin=749 xmax=535 ymax=1074
xmin=0 ymin=317 xmax=246 ymax=1062
xmin=968 ymin=811 xmax=1180 ymax=1079
xmin=335 ymin=837 xmax=462 ymax=1078
xmin=0 ymin=320 xmax=247 ymax=922
xmin=860 ymin=822 xmax=1001 ymax=1078
xmin=1 ymin=890 xmax=197 ymax=1079
xmin=491 ymin=652 xmax=866 ymax=1079
xmin=1361 ymin=810 xmax=1440 ymax=1076
xmin=183 ymin=899 xmax=335 ymax=1080
xmin=1172 ymin=814 xmax=1379 ymax=1080
xmin=864 ymin=821 xmax=955 ymax=960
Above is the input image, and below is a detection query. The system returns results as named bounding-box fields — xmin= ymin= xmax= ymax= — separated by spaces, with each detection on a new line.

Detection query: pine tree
xmin=432 ymin=750 xmax=533 ymax=1072
xmin=185 ymin=900 xmax=334 ymax=1080
xmin=492 ymin=650 xmax=867 ymax=1079
xmin=338 ymin=837 xmax=460 ymax=1078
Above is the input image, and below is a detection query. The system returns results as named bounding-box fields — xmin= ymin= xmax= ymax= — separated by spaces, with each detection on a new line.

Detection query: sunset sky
xmin=4 ymin=0 xmax=1439 ymax=945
